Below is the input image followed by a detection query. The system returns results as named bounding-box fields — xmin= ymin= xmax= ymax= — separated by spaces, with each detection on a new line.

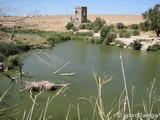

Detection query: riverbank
xmin=116 ymin=35 xmax=160 ymax=51
xmin=0 ymin=26 xmax=160 ymax=72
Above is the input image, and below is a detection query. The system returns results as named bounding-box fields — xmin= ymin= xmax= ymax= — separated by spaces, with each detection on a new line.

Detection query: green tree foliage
xmin=93 ymin=17 xmax=106 ymax=30
xmin=100 ymin=26 xmax=110 ymax=38
xmin=65 ymin=22 xmax=74 ymax=30
xmin=139 ymin=21 xmax=150 ymax=31
xmin=100 ymin=26 xmax=117 ymax=43
xmin=119 ymin=29 xmax=131 ymax=38
xmin=129 ymin=40 xmax=143 ymax=50
xmin=142 ymin=4 xmax=160 ymax=36
xmin=116 ymin=22 xmax=125 ymax=29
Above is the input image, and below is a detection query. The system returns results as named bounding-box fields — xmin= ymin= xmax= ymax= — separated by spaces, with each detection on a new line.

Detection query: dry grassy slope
xmin=1 ymin=14 xmax=143 ymax=31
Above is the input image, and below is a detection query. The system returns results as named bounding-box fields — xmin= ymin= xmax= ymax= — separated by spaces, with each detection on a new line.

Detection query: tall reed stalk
xmin=120 ymin=51 xmax=132 ymax=120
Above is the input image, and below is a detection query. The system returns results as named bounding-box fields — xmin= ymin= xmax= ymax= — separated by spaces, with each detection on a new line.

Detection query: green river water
xmin=0 ymin=40 xmax=160 ymax=120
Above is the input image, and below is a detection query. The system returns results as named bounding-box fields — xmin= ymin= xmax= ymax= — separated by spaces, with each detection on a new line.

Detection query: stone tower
xmin=75 ymin=6 xmax=87 ymax=25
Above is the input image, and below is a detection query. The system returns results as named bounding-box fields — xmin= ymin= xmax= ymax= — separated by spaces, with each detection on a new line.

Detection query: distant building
xmin=75 ymin=6 xmax=87 ymax=25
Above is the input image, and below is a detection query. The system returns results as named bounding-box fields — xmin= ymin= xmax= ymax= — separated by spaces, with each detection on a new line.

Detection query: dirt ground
xmin=0 ymin=14 xmax=143 ymax=31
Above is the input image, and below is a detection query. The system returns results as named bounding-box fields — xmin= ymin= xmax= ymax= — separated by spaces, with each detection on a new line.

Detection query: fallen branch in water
xmin=53 ymin=61 xmax=71 ymax=74
xmin=22 ymin=80 xmax=70 ymax=91
xmin=59 ymin=72 xmax=76 ymax=76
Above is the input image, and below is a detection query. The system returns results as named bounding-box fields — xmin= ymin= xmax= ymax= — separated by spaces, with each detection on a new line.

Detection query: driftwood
xmin=23 ymin=81 xmax=70 ymax=91
xmin=59 ymin=72 xmax=76 ymax=76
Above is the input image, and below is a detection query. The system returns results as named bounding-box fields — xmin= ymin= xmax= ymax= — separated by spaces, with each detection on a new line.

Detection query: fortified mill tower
xmin=75 ymin=6 xmax=87 ymax=25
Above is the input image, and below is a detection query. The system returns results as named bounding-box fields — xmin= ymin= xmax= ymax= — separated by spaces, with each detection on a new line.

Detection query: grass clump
xmin=75 ymin=31 xmax=94 ymax=37
xmin=147 ymin=44 xmax=160 ymax=52
xmin=0 ymin=41 xmax=30 ymax=57
xmin=47 ymin=33 xmax=72 ymax=45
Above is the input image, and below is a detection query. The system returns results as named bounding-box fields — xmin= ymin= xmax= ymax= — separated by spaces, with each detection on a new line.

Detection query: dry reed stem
xmin=53 ymin=61 xmax=70 ymax=74
xmin=120 ymin=51 xmax=132 ymax=120
xmin=26 ymin=90 xmax=42 ymax=120
xmin=66 ymin=104 xmax=72 ymax=120
xmin=0 ymin=82 xmax=13 ymax=103
xmin=77 ymin=104 xmax=81 ymax=120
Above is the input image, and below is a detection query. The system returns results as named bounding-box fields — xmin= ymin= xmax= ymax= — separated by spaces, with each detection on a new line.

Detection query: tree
xmin=139 ymin=21 xmax=150 ymax=31
xmin=142 ymin=4 xmax=160 ymax=37
xmin=100 ymin=26 xmax=116 ymax=43
xmin=93 ymin=17 xmax=106 ymax=30
xmin=100 ymin=26 xmax=110 ymax=38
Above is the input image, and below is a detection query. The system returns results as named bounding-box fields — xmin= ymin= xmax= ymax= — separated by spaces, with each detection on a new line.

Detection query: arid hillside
xmin=1 ymin=14 xmax=143 ymax=31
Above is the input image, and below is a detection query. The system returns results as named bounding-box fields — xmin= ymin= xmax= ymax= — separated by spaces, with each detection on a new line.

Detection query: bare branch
xmin=53 ymin=61 xmax=71 ymax=74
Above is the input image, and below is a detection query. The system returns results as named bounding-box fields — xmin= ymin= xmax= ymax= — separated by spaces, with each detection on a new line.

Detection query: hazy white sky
xmin=0 ymin=0 xmax=159 ymax=16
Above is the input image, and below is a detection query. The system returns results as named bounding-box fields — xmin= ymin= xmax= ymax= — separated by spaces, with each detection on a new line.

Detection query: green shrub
xmin=129 ymin=40 xmax=142 ymax=50
xmin=0 ymin=26 xmax=12 ymax=32
xmin=94 ymin=37 xmax=102 ymax=44
xmin=47 ymin=33 xmax=72 ymax=45
xmin=75 ymin=32 xmax=93 ymax=37
xmin=14 ymin=40 xmax=30 ymax=51
xmin=65 ymin=22 xmax=74 ymax=30
xmin=71 ymin=26 xmax=78 ymax=32
xmin=132 ymin=30 xmax=140 ymax=36
xmin=106 ymin=33 xmax=117 ymax=43
xmin=119 ymin=29 xmax=131 ymax=38
xmin=7 ymin=55 xmax=19 ymax=66
xmin=116 ymin=22 xmax=125 ymax=29
xmin=93 ymin=17 xmax=106 ymax=30
xmin=0 ymin=53 xmax=5 ymax=62
xmin=93 ymin=26 xmax=99 ymax=33
xmin=115 ymin=40 xmax=125 ymax=47
xmin=85 ymin=23 xmax=93 ymax=30
xmin=147 ymin=44 xmax=160 ymax=51
xmin=78 ymin=24 xmax=86 ymax=29
xmin=0 ymin=41 xmax=19 ymax=56
xmin=129 ymin=24 xmax=139 ymax=29
xmin=72 ymin=36 xmax=84 ymax=41
xmin=88 ymin=37 xmax=94 ymax=43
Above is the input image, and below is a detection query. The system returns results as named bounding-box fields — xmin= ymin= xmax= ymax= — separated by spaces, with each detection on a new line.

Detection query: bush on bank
xmin=147 ymin=44 xmax=160 ymax=52
xmin=129 ymin=40 xmax=143 ymax=50
xmin=6 ymin=55 xmax=20 ymax=67
xmin=0 ymin=41 xmax=28 ymax=57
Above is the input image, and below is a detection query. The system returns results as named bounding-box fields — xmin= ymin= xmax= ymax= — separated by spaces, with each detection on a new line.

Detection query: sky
xmin=0 ymin=0 xmax=160 ymax=16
